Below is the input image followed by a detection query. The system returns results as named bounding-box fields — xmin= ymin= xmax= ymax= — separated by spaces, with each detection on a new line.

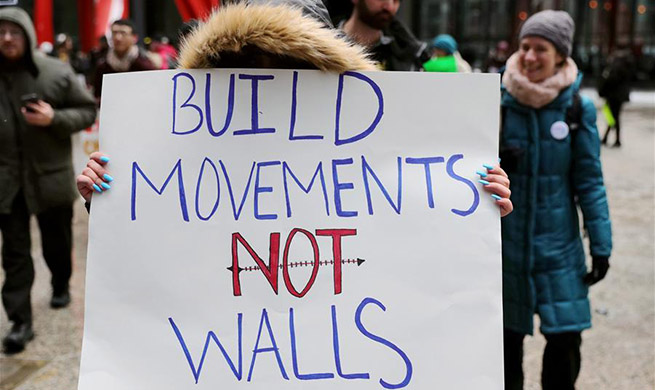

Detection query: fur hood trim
xmin=177 ymin=3 xmax=377 ymax=72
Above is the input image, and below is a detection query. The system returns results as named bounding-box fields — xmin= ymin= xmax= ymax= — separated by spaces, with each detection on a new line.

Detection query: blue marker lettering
xmin=205 ymin=73 xmax=235 ymax=137
xmin=195 ymin=157 xmax=220 ymax=221
xmin=220 ymin=160 xmax=256 ymax=221
xmin=355 ymin=297 xmax=413 ymax=389
xmin=289 ymin=71 xmax=323 ymax=141
xmin=446 ymin=154 xmax=479 ymax=216
xmin=335 ymin=71 xmax=384 ymax=146
xmin=168 ymin=316 xmax=243 ymax=383
xmin=254 ymin=161 xmax=281 ymax=220
xmin=248 ymin=308 xmax=289 ymax=381
xmin=331 ymin=158 xmax=358 ymax=217
xmin=361 ymin=156 xmax=402 ymax=215
xmin=282 ymin=161 xmax=330 ymax=218
xmin=289 ymin=308 xmax=334 ymax=380
xmin=131 ymin=159 xmax=189 ymax=221
xmin=331 ymin=305 xmax=370 ymax=380
xmin=171 ymin=72 xmax=203 ymax=135
xmin=234 ymin=74 xmax=276 ymax=136
xmin=405 ymin=157 xmax=445 ymax=208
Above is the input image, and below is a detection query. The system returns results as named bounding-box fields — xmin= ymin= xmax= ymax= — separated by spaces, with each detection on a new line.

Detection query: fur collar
xmin=502 ymin=52 xmax=578 ymax=108
xmin=177 ymin=3 xmax=377 ymax=72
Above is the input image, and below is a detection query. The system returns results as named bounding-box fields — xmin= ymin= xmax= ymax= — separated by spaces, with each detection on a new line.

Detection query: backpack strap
xmin=566 ymin=92 xmax=582 ymax=132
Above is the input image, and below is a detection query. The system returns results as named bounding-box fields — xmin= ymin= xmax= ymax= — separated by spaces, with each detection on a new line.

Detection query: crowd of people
xmin=1 ymin=2 xmax=618 ymax=389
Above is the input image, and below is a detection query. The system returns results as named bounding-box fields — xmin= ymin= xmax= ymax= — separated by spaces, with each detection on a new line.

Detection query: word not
xmin=171 ymin=71 xmax=383 ymax=146
xmin=230 ymin=228 xmax=357 ymax=297
xmin=168 ymin=297 xmax=412 ymax=389
xmin=130 ymin=154 xmax=479 ymax=222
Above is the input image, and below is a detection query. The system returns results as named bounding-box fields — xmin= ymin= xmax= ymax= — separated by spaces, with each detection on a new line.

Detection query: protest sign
xmin=79 ymin=69 xmax=503 ymax=389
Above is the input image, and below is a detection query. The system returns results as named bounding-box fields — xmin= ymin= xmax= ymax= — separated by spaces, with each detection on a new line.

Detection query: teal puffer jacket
xmin=500 ymin=73 xmax=612 ymax=335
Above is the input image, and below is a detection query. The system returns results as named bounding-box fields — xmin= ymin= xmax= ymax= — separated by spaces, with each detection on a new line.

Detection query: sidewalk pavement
xmin=1 ymin=93 xmax=653 ymax=390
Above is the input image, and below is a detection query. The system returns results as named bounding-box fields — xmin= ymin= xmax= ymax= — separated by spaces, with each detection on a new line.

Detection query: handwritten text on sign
xmin=79 ymin=69 xmax=503 ymax=390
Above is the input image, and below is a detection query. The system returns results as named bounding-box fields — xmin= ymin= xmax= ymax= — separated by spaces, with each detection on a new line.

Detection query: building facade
xmin=407 ymin=0 xmax=655 ymax=83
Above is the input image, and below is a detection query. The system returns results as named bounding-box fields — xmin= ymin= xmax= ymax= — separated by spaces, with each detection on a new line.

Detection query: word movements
xmin=130 ymin=154 xmax=480 ymax=222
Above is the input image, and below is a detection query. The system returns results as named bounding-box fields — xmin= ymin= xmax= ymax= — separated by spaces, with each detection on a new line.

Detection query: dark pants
xmin=602 ymin=99 xmax=624 ymax=145
xmin=504 ymin=328 xmax=582 ymax=390
xmin=1 ymin=193 xmax=73 ymax=325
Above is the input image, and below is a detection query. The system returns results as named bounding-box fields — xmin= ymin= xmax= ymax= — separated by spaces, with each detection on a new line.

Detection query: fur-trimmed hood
xmin=177 ymin=2 xmax=377 ymax=72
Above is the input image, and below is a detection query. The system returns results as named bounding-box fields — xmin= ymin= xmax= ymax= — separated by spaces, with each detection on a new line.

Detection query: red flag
xmin=33 ymin=0 xmax=53 ymax=46
xmin=95 ymin=0 xmax=130 ymax=40
xmin=77 ymin=0 xmax=129 ymax=52
xmin=174 ymin=0 xmax=220 ymax=22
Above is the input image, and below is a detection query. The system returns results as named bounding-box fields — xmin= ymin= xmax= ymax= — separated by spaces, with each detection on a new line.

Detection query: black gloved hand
xmin=584 ymin=256 xmax=610 ymax=285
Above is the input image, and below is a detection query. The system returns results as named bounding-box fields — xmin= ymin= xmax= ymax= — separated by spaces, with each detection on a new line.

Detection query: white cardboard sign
xmin=79 ymin=69 xmax=503 ymax=390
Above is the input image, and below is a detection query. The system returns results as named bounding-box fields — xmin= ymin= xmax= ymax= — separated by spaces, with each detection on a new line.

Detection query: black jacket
xmin=0 ymin=7 xmax=97 ymax=214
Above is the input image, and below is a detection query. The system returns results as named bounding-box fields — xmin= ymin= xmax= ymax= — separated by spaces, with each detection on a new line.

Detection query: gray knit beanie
xmin=519 ymin=10 xmax=575 ymax=57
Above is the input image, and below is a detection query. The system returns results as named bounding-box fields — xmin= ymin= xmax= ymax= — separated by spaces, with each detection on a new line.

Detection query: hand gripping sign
xmin=79 ymin=69 xmax=503 ymax=390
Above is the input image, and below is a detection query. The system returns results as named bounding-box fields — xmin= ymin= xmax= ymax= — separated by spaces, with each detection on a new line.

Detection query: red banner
xmin=94 ymin=0 xmax=129 ymax=41
xmin=33 ymin=0 xmax=53 ymax=45
xmin=76 ymin=0 xmax=129 ymax=52
xmin=174 ymin=0 xmax=220 ymax=22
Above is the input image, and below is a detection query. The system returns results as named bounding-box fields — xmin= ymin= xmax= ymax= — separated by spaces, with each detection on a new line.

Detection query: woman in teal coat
xmin=496 ymin=11 xmax=612 ymax=390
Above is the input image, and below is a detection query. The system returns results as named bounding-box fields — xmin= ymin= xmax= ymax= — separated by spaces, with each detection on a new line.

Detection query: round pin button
xmin=550 ymin=121 xmax=569 ymax=140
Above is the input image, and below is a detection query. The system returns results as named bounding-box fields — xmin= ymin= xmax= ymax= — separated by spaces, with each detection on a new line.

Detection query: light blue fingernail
xmin=479 ymin=179 xmax=490 ymax=185
xmin=476 ymin=170 xmax=487 ymax=177
xmin=103 ymin=174 xmax=114 ymax=182
xmin=92 ymin=184 xmax=102 ymax=193
xmin=100 ymin=156 xmax=110 ymax=163
xmin=483 ymin=164 xmax=494 ymax=170
xmin=498 ymin=157 xmax=502 ymax=163
xmin=491 ymin=194 xmax=502 ymax=200
xmin=101 ymin=182 xmax=111 ymax=190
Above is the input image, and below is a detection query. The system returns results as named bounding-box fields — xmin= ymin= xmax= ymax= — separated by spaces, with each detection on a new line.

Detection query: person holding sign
xmin=499 ymin=10 xmax=612 ymax=390
xmin=77 ymin=0 xmax=513 ymax=218
xmin=74 ymin=1 xmax=514 ymax=388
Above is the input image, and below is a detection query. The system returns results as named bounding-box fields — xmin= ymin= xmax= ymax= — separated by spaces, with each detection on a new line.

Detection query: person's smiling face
xmin=518 ymin=36 xmax=564 ymax=83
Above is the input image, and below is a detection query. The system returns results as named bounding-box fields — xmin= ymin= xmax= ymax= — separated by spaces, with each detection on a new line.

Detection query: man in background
xmin=0 ymin=7 xmax=96 ymax=353
xmin=340 ymin=0 xmax=429 ymax=71
xmin=93 ymin=19 xmax=155 ymax=103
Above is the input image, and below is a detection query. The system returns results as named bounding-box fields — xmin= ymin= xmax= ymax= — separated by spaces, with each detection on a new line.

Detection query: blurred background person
xmin=485 ymin=40 xmax=510 ymax=73
xmin=93 ymin=19 xmax=155 ymax=103
xmin=144 ymin=34 xmax=177 ymax=70
xmin=339 ymin=0 xmax=429 ymax=71
xmin=54 ymin=33 xmax=89 ymax=76
xmin=0 ymin=7 xmax=96 ymax=353
xmin=423 ymin=33 xmax=470 ymax=73
xmin=598 ymin=41 xmax=635 ymax=147
xmin=498 ymin=10 xmax=612 ymax=390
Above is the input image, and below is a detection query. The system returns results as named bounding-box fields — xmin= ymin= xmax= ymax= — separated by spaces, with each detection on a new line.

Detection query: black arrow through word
xmin=228 ymin=258 xmax=366 ymax=273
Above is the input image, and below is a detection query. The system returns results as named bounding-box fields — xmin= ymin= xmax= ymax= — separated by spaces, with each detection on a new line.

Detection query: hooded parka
xmin=500 ymin=73 xmax=612 ymax=335
xmin=0 ymin=7 xmax=97 ymax=215
xmin=177 ymin=0 xmax=377 ymax=73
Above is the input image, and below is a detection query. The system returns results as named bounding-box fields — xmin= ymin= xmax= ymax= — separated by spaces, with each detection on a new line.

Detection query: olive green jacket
xmin=0 ymin=7 xmax=97 ymax=214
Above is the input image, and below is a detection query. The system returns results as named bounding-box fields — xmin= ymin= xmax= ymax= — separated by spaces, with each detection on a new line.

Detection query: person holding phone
xmin=0 ymin=7 xmax=96 ymax=353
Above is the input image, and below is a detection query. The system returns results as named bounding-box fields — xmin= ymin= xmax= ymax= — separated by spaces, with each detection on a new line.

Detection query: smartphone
xmin=20 ymin=93 xmax=40 ymax=113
